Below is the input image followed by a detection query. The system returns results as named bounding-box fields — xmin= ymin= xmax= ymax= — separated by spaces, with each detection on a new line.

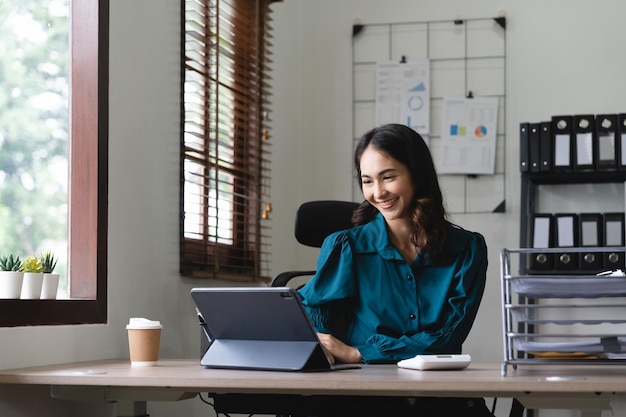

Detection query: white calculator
xmin=397 ymin=354 xmax=471 ymax=370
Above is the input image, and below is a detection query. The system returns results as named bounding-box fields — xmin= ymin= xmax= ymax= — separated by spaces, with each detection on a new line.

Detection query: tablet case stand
xmin=201 ymin=339 xmax=331 ymax=371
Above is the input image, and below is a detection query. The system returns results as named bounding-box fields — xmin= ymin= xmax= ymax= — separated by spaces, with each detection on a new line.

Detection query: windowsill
xmin=0 ymin=299 xmax=106 ymax=327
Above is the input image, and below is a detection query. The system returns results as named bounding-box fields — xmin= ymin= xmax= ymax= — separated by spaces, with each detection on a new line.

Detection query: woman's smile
xmin=378 ymin=197 xmax=399 ymax=209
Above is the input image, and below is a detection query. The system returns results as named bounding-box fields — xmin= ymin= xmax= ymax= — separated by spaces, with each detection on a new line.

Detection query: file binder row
xmin=520 ymin=114 xmax=626 ymax=173
xmin=528 ymin=212 xmax=625 ymax=273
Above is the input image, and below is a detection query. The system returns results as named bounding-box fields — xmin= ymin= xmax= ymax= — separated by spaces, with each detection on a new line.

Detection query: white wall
xmin=1 ymin=0 xmax=626 ymax=416
xmin=271 ymin=1 xmax=626 ymax=417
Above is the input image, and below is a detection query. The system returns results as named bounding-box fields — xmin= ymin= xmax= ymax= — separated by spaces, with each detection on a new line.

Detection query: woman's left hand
xmin=317 ymin=333 xmax=362 ymax=364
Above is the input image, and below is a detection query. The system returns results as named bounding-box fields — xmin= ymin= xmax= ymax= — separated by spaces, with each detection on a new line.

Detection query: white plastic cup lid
xmin=126 ymin=317 xmax=162 ymax=330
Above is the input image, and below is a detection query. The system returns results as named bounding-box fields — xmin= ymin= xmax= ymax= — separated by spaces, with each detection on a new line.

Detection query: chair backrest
xmin=294 ymin=200 xmax=360 ymax=248
xmin=271 ymin=200 xmax=360 ymax=288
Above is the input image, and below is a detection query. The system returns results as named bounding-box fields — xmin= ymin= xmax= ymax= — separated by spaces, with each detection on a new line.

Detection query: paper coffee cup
xmin=126 ymin=318 xmax=162 ymax=367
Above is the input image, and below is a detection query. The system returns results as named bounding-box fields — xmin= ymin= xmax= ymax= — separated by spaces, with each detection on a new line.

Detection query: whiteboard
xmin=351 ymin=17 xmax=507 ymax=214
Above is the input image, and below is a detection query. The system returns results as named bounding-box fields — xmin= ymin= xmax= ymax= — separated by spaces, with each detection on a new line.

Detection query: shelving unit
xmin=514 ymin=168 xmax=626 ymax=372
xmin=515 ymin=157 xmax=626 ymax=417
xmin=501 ymin=247 xmax=626 ymax=377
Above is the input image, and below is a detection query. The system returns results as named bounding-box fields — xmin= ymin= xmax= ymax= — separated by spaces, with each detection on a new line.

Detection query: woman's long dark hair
xmin=352 ymin=123 xmax=449 ymax=262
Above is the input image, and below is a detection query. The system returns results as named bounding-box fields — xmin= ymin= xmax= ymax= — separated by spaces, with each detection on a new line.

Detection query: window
xmin=0 ymin=0 xmax=108 ymax=326
xmin=181 ymin=0 xmax=277 ymax=282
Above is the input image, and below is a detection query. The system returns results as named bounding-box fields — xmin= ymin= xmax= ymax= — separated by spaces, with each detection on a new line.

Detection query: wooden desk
xmin=1 ymin=359 xmax=625 ymax=416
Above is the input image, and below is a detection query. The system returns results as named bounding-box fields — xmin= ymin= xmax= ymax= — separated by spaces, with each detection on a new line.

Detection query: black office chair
xmin=271 ymin=200 xmax=360 ymax=288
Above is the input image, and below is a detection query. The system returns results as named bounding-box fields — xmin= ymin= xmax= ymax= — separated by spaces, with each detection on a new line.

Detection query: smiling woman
xmin=0 ymin=0 xmax=108 ymax=326
xmin=295 ymin=123 xmax=492 ymax=416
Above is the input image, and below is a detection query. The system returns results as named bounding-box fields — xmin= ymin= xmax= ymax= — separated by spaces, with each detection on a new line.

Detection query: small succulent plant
xmin=0 ymin=254 xmax=22 ymax=272
xmin=22 ymin=255 xmax=44 ymax=273
xmin=40 ymin=251 xmax=58 ymax=274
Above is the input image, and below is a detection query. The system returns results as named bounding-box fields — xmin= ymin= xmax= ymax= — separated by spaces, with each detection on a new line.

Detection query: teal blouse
xmin=298 ymin=212 xmax=488 ymax=364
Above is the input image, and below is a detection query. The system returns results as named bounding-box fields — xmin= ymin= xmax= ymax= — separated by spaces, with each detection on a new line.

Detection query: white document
xmin=576 ymin=132 xmax=594 ymax=166
xmin=438 ymin=97 xmax=498 ymax=175
xmin=532 ymin=217 xmax=551 ymax=248
xmin=556 ymin=215 xmax=575 ymax=247
xmin=375 ymin=58 xmax=430 ymax=136
xmin=554 ymin=134 xmax=571 ymax=167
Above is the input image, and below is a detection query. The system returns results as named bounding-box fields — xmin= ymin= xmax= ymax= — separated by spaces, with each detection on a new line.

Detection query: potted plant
xmin=21 ymin=255 xmax=44 ymax=299
xmin=40 ymin=250 xmax=59 ymax=299
xmin=0 ymin=254 xmax=24 ymax=299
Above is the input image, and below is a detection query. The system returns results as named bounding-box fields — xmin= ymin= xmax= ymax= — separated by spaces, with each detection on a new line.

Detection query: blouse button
xmin=409 ymin=313 xmax=416 ymax=320
xmin=406 ymin=275 xmax=413 ymax=281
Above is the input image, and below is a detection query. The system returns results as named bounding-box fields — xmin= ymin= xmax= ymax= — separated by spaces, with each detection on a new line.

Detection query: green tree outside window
xmin=0 ymin=0 xmax=69 ymax=296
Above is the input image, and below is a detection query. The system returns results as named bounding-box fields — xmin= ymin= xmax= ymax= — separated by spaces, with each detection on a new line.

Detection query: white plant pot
xmin=41 ymin=273 xmax=60 ymax=299
xmin=0 ymin=271 xmax=24 ymax=299
xmin=21 ymin=272 xmax=44 ymax=299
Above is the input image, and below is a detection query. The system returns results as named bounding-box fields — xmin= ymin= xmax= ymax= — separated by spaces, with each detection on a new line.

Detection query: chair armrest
xmin=271 ymin=270 xmax=316 ymax=287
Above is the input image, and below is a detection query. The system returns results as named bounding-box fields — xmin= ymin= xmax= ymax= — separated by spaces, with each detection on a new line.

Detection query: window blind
xmin=181 ymin=0 xmax=276 ymax=281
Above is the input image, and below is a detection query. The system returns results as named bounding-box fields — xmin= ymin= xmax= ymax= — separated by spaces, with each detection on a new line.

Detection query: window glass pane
xmin=183 ymin=159 xmax=204 ymax=240
xmin=0 ymin=0 xmax=69 ymax=298
xmin=209 ymin=170 xmax=233 ymax=245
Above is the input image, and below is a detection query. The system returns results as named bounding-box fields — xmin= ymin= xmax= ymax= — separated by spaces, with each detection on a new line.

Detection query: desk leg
xmin=116 ymin=401 xmax=148 ymax=417
xmin=517 ymin=394 xmax=611 ymax=415
xmin=579 ymin=412 xmax=601 ymax=417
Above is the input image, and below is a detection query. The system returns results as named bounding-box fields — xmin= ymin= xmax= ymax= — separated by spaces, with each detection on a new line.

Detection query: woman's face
xmin=359 ymin=146 xmax=415 ymax=222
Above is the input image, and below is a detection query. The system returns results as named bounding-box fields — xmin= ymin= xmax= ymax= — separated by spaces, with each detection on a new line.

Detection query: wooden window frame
xmin=180 ymin=0 xmax=276 ymax=282
xmin=0 ymin=0 xmax=109 ymax=327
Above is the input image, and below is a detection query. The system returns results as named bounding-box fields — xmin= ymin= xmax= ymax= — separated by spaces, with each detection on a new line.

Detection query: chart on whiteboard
xmin=375 ymin=58 xmax=430 ymax=138
xmin=438 ymin=96 xmax=498 ymax=175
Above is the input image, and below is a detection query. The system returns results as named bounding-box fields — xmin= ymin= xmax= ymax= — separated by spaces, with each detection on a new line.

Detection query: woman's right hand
xmin=317 ymin=333 xmax=362 ymax=364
